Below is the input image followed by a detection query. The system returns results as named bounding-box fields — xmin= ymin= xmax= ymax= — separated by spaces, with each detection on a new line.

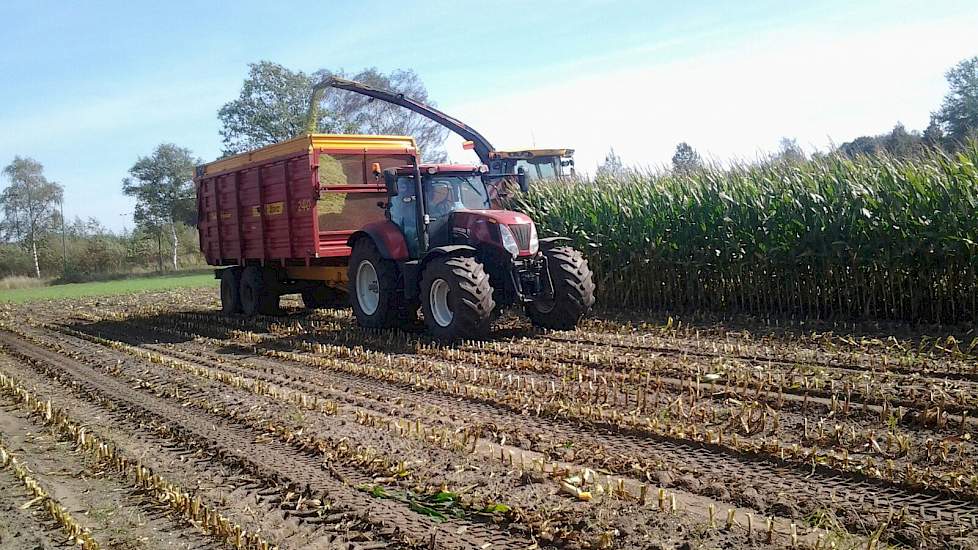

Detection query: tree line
xmin=0 ymin=63 xmax=444 ymax=280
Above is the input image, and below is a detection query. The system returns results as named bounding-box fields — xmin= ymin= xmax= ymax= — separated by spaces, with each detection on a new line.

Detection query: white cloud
xmin=441 ymin=16 xmax=978 ymax=174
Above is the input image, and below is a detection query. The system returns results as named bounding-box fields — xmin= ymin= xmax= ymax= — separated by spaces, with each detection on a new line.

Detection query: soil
xmin=0 ymin=287 xmax=975 ymax=549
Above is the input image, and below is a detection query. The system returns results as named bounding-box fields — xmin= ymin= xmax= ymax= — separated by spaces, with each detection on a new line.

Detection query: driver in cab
xmin=427 ymin=181 xmax=455 ymax=218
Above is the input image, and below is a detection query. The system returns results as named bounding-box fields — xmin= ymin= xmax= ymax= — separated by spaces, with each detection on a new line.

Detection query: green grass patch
xmin=0 ymin=271 xmax=214 ymax=303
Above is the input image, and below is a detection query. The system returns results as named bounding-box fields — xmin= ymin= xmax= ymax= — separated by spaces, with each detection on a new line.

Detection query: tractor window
xmin=423 ymin=175 xmax=488 ymax=239
xmin=318 ymin=153 xmax=365 ymax=186
xmin=514 ymin=159 xmax=557 ymax=182
xmin=424 ymin=176 xmax=490 ymax=216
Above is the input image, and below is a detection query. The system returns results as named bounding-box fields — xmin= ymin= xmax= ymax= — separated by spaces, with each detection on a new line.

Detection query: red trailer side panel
xmin=197 ymin=134 xmax=418 ymax=267
xmin=198 ymin=153 xmax=316 ymax=265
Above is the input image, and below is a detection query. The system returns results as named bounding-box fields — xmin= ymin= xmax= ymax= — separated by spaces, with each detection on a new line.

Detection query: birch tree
xmin=1 ymin=157 xmax=63 ymax=278
xmin=122 ymin=144 xmax=197 ymax=271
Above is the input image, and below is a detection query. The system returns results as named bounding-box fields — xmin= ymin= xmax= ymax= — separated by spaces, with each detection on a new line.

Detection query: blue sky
xmin=2 ymin=0 xmax=977 ymax=231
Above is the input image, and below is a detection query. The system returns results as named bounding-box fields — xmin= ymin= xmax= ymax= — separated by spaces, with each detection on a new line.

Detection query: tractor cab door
xmin=387 ymin=175 xmax=422 ymax=258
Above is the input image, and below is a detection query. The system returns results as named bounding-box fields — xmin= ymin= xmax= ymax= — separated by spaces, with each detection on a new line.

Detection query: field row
xmin=0 ymin=288 xmax=975 ymax=548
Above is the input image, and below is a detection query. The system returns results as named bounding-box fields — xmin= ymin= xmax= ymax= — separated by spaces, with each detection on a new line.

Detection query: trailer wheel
xmin=301 ymin=284 xmax=347 ymax=310
xmin=421 ymin=255 xmax=495 ymax=341
xmin=240 ymin=266 xmax=280 ymax=316
xmin=348 ymin=240 xmax=399 ymax=328
xmin=526 ymin=246 xmax=595 ymax=330
xmin=220 ymin=267 xmax=243 ymax=314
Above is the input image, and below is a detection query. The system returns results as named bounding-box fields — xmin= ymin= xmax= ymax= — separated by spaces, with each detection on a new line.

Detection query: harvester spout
xmin=307 ymin=76 xmax=496 ymax=165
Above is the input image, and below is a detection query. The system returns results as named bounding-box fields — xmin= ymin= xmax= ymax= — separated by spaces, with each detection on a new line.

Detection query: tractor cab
xmin=491 ymin=149 xmax=576 ymax=183
xmin=381 ymin=164 xmax=535 ymax=260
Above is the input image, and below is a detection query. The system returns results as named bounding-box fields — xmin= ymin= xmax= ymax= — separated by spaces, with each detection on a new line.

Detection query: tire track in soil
xmin=157 ymin=309 xmax=978 ymax=423
xmin=0 ymin=354 xmax=392 ymax=550
xmin=0 ymin=466 xmax=81 ymax=550
xmin=41 ymin=321 xmax=800 ymax=549
xmin=303 ymin=324 xmax=978 ymax=423
xmin=54 ymin=318 xmax=978 ymax=546
xmin=0 ymin=329 xmax=530 ymax=550
xmin=53 ymin=322 xmax=827 ymax=547
xmin=67 ymin=316 xmax=976 ymax=494
xmin=164 ymin=307 xmax=978 ymax=385
xmin=418 ymin=338 xmax=978 ymax=431
xmin=0 ymin=400 xmax=224 ymax=550
xmin=79 ymin=315 xmax=975 ymax=501
xmin=541 ymin=332 xmax=978 ymax=383
xmin=134 ymin=336 xmax=978 ymax=503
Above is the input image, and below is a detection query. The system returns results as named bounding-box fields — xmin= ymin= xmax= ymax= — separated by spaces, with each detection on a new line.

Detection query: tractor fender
xmin=538 ymin=236 xmax=572 ymax=250
xmin=348 ymin=221 xmax=409 ymax=261
xmin=421 ymin=245 xmax=478 ymax=268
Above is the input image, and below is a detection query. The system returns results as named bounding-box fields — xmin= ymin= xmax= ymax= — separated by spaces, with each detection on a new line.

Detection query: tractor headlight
xmin=528 ymin=223 xmax=539 ymax=254
xmin=499 ymin=224 xmax=520 ymax=258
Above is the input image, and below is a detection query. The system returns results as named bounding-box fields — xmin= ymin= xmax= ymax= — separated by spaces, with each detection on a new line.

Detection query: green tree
xmin=315 ymin=67 xmax=449 ymax=162
xmin=884 ymin=123 xmax=921 ymax=157
xmin=838 ymin=135 xmax=882 ymax=157
xmin=0 ymin=156 xmax=63 ymax=278
xmin=933 ymin=56 xmax=978 ymax=147
xmin=923 ymin=118 xmax=945 ymax=148
xmin=838 ymin=124 xmax=925 ymax=158
xmin=596 ymin=147 xmax=626 ymax=178
xmin=671 ymin=142 xmax=702 ymax=173
xmin=122 ymin=144 xmax=198 ymax=271
xmin=776 ymin=137 xmax=806 ymax=163
xmin=218 ymin=61 xmax=448 ymax=161
xmin=218 ymin=61 xmax=343 ymax=155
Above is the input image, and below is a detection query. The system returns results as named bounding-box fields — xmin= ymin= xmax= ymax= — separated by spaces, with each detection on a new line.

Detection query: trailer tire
xmin=220 ymin=267 xmax=243 ymax=314
xmin=421 ymin=255 xmax=495 ymax=341
xmin=349 ymin=240 xmax=400 ymax=328
xmin=240 ymin=266 xmax=280 ymax=316
xmin=301 ymin=284 xmax=347 ymax=310
xmin=526 ymin=246 xmax=595 ymax=330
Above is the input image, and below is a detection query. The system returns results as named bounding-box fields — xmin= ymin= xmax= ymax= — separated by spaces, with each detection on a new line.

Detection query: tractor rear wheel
xmin=526 ymin=246 xmax=595 ymax=330
xmin=240 ymin=266 xmax=280 ymax=316
xmin=301 ymin=284 xmax=347 ymax=310
xmin=348 ymin=240 xmax=400 ymax=328
xmin=421 ymin=255 xmax=495 ymax=341
xmin=220 ymin=267 xmax=243 ymax=314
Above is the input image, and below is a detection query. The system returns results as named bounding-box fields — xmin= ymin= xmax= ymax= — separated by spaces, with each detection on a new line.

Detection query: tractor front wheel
xmin=526 ymin=246 xmax=595 ymax=330
xmin=421 ymin=256 xmax=495 ymax=341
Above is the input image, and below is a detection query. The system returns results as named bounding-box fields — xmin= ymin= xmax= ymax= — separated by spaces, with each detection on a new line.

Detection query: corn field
xmin=514 ymin=144 xmax=978 ymax=323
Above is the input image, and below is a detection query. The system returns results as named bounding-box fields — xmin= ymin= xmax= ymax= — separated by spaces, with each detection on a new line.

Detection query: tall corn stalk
xmin=513 ymin=143 xmax=978 ymax=324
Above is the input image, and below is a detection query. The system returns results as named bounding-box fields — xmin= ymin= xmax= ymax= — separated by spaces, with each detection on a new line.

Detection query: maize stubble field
xmin=0 ymin=287 xmax=976 ymax=549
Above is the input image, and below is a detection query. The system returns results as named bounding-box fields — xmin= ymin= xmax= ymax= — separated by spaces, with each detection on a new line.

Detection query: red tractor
xmin=349 ymin=162 xmax=594 ymax=339
xmin=196 ymin=134 xmax=594 ymax=340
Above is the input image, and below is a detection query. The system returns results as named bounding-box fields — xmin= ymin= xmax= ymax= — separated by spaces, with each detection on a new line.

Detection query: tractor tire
xmin=301 ymin=284 xmax=347 ymax=310
xmin=220 ymin=267 xmax=243 ymax=314
xmin=240 ymin=266 xmax=280 ymax=316
xmin=526 ymin=246 xmax=595 ymax=330
xmin=348 ymin=240 xmax=400 ymax=328
xmin=421 ymin=255 xmax=495 ymax=341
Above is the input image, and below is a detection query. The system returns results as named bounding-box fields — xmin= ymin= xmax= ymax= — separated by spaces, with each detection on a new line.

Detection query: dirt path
xmin=0 ymin=399 xmax=219 ymax=550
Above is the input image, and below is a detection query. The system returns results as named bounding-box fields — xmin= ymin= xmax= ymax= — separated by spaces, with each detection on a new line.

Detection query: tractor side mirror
xmin=383 ymin=170 xmax=397 ymax=195
xmin=517 ymin=173 xmax=528 ymax=193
